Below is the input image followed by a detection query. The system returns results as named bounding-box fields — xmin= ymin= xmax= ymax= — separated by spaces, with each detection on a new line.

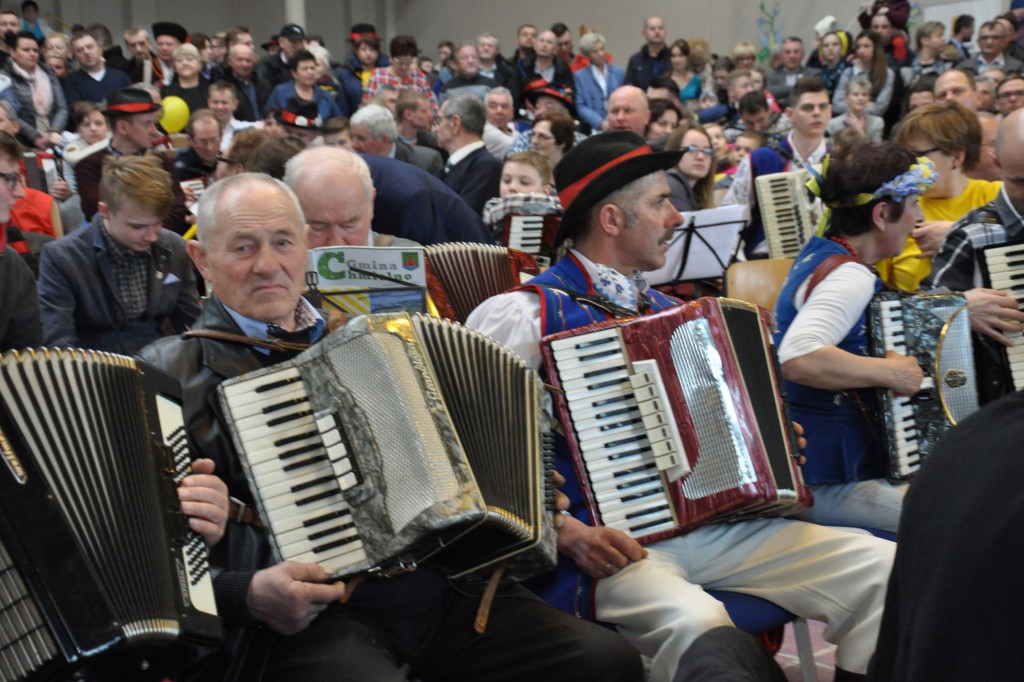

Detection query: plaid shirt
xmin=100 ymin=222 xmax=149 ymax=320
xmin=924 ymin=187 xmax=1024 ymax=291
xmin=363 ymin=67 xmax=439 ymax=116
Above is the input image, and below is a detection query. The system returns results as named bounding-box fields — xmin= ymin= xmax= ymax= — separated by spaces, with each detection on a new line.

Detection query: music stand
xmin=643 ymin=205 xmax=746 ymax=286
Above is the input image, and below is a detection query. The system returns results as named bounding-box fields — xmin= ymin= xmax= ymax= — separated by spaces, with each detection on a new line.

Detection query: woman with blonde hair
xmin=878 ymin=101 xmax=1001 ymax=289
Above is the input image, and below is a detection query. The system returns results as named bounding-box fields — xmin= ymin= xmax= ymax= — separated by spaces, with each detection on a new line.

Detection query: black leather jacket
xmin=139 ymin=296 xmax=283 ymax=625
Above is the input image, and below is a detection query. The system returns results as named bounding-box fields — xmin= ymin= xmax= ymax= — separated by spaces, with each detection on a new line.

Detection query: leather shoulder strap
xmin=803 ymin=254 xmax=861 ymax=303
xmin=181 ymin=329 xmax=311 ymax=352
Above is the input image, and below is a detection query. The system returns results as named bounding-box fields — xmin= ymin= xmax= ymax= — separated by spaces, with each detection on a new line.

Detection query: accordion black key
xmin=0 ymin=349 xmax=220 ymax=681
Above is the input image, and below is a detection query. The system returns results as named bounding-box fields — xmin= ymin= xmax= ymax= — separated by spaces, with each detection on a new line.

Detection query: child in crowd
xmin=482 ymin=151 xmax=562 ymax=253
xmin=827 ymin=76 xmax=884 ymax=142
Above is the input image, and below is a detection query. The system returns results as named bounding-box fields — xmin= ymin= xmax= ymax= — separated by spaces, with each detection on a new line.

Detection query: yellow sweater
xmin=877 ymin=179 xmax=1002 ymax=290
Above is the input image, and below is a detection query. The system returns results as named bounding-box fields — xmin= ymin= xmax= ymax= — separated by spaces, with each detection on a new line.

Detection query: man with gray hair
xmin=483 ymin=86 xmax=516 ymax=158
xmin=477 ymin=32 xmax=512 ymax=87
xmin=350 ymin=102 xmax=443 ymax=176
xmin=437 ymin=94 xmax=503 ymax=213
xmin=284 ymin=145 xmax=418 ymax=248
xmin=574 ymin=32 xmax=626 ymax=131
xmin=139 ymin=170 xmax=645 ymax=682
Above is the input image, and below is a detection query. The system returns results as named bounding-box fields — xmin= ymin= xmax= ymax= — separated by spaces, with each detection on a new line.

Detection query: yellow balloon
xmin=160 ymin=96 xmax=190 ymax=134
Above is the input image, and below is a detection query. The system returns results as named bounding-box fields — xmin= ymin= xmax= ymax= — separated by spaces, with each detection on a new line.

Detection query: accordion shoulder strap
xmin=802 ymin=254 xmax=861 ymax=303
xmin=181 ymin=329 xmax=312 ymax=352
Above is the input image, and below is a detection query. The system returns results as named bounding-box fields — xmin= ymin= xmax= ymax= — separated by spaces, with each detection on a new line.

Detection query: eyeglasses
xmin=531 ymin=131 xmax=554 ymax=141
xmin=0 ymin=171 xmax=23 ymax=191
xmin=392 ymin=57 xmax=415 ymax=66
xmin=998 ymin=90 xmax=1024 ymax=100
xmin=215 ymin=153 xmax=234 ymax=165
xmin=910 ymin=146 xmax=940 ymax=156
xmin=682 ymin=145 xmax=714 ymax=156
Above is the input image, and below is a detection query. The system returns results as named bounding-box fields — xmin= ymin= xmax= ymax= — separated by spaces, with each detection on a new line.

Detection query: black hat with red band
xmin=553 ymin=131 xmax=682 ymax=246
xmin=103 ymin=87 xmax=162 ymax=118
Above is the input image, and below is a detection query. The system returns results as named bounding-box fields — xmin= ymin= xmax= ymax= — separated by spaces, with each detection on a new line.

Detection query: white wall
xmin=42 ymin=0 xmax=998 ymax=65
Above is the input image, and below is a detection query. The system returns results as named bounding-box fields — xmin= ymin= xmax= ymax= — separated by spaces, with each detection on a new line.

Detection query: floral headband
xmin=805 ymin=156 xmax=937 ymax=235
xmin=806 ymin=156 xmax=939 ymax=209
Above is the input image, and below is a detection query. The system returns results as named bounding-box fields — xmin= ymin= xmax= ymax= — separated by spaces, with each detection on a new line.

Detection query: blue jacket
xmin=573 ymin=63 xmax=625 ymax=130
xmin=361 ymin=153 xmax=492 ymax=245
xmin=37 ymin=214 xmax=200 ymax=354
xmin=263 ymin=81 xmax=341 ymax=121
xmin=335 ymin=52 xmax=389 ymax=117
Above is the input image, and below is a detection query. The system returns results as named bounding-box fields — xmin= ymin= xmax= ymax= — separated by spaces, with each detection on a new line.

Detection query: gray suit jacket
xmin=955 ymin=54 xmax=1024 ymax=75
xmin=394 ymin=140 xmax=444 ymax=177
xmin=766 ymin=66 xmax=823 ymax=108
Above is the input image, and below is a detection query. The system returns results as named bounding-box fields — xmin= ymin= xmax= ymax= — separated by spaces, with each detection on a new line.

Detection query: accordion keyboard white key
xmin=220 ymin=367 xmax=368 ymax=573
xmin=877 ymin=299 xmax=923 ymax=477
xmin=549 ymin=329 xmax=686 ymax=538
xmin=982 ymin=245 xmax=1024 ymax=388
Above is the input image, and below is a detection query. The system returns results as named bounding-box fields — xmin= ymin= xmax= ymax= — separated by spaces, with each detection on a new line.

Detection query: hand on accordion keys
xmin=177 ymin=457 xmax=230 ymax=547
xmin=884 ymin=350 xmax=924 ymax=397
xmin=557 ymin=516 xmax=648 ymax=579
xmin=248 ymin=561 xmax=349 ymax=635
xmin=965 ymin=288 xmax=1024 ymax=347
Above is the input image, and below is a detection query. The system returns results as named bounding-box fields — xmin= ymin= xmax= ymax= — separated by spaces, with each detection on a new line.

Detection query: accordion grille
xmin=669 ymin=320 xmax=758 ymax=498
xmin=0 ymin=350 xmax=179 ymax=643
xmin=324 ymin=334 xmax=460 ymax=530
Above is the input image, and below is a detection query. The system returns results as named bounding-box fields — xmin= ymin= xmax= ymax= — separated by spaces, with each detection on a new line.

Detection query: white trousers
xmin=794 ymin=478 xmax=908 ymax=533
xmin=595 ymin=517 xmax=895 ymax=681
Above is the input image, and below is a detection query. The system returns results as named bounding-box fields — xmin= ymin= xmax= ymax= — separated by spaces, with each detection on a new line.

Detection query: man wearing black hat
xmin=75 ymin=87 xmax=190 ymax=235
xmin=505 ymin=82 xmax=587 ymax=156
xmin=152 ymin=21 xmax=187 ymax=87
xmin=274 ymin=96 xmax=322 ymax=144
xmin=468 ymin=131 xmax=896 ymax=682
xmin=260 ymin=23 xmax=307 ymax=87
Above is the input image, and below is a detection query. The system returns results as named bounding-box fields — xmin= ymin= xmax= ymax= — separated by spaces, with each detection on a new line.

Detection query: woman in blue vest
xmin=774 ymin=140 xmax=935 ymax=533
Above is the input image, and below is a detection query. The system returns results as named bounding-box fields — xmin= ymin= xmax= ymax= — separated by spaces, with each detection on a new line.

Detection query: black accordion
xmin=0 ymin=349 xmax=220 ymax=681
xmin=218 ymin=312 xmax=556 ymax=582
xmin=867 ymin=292 xmax=978 ymax=481
xmin=978 ymin=239 xmax=1024 ymax=399
xmin=541 ymin=298 xmax=811 ymax=544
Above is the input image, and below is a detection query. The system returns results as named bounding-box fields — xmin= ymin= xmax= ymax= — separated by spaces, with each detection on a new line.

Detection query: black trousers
xmin=253 ymin=568 xmax=643 ymax=682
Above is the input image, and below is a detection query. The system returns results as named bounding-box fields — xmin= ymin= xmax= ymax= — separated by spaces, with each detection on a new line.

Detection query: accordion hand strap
xmin=181 ymin=329 xmax=312 ymax=353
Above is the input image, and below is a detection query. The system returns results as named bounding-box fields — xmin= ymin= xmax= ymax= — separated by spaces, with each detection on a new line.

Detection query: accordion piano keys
xmin=219 ymin=367 xmax=368 ymax=572
xmin=876 ymin=299 xmax=923 ymax=476
xmin=549 ymin=330 xmax=680 ymax=538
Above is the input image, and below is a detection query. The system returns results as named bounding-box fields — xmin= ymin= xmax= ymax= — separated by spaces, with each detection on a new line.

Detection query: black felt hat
xmin=152 ymin=22 xmax=188 ymax=44
xmin=553 ymin=131 xmax=682 ymax=246
xmin=103 ymin=87 xmax=162 ymax=117
xmin=522 ymin=79 xmax=578 ymax=119
xmin=275 ymin=97 xmax=322 ymax=130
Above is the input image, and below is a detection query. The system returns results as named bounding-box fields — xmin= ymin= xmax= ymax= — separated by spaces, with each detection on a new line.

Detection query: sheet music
xmin=643 ymin=205 xmax=746 ymax=285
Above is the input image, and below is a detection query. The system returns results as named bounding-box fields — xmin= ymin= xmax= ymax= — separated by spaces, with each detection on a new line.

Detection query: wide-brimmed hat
xmin=152 ymin=22 xmax=188 ymax=44
xmin=275 ymin=98 xmax=322 ymax=130
xmin=103 ymin=87 xmax=162 ymax=117
xmin=553 ymin=131 xmax=682 ymax=246
xmin=522 ymin=80 xmax=577 ymax=119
